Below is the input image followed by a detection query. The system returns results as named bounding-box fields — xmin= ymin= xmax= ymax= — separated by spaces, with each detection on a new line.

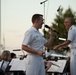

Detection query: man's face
xmin=64 ymin=18 xmax=71 ymax=30
xmin=37 ymin=16 xmax=44 ymax=29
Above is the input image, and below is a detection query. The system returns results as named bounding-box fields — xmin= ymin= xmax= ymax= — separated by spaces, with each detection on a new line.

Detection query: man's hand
xmin=37 ymin=51 xmax=45 ymax=57
xmin=50 ymin=27 xmax=56 ymax=35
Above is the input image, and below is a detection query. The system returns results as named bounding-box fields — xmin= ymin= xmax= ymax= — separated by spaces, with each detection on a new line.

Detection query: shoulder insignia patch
xmin=70 ymin=27 xmax=72 ymax=30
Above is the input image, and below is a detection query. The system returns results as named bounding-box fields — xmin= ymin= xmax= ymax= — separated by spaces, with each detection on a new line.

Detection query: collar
xmin=31 ymin=26 xmax=39 ymax=32
xmin=69 ymin=25 xmax=74 ymax=30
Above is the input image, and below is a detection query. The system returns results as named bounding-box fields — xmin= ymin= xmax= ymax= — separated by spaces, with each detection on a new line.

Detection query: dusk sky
xmin=1 ymin=0 xmax=76 ymax=51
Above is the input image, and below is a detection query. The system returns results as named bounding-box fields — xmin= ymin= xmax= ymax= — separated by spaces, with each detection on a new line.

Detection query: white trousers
xmin=26 ymin=55 xmax=45 ymax=75
xmin=70 ymin=49 xmax=76 ymax=75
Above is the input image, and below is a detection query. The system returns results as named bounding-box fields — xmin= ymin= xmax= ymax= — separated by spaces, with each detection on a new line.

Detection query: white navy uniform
xmin=68 ymin=25 xmax=76 ymax=75
xmin=22 ymin=27 xmax=47 ymax=75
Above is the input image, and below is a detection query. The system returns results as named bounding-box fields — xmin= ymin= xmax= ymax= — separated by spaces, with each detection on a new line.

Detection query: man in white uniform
xmin=22 ymin=14 xmax=55 ymax=75
xmin=53 ymin=17 xmax=76 ymax=75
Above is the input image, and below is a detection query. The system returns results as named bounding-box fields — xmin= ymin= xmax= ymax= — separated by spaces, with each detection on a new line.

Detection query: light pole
xmin=40 ymin=0 xmax=48 ymax=37
xmin=0 ymin=0 xmax=1 ymax=55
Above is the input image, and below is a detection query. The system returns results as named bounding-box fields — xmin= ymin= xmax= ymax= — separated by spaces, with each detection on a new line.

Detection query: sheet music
xmin=9 ymin=58 xmax=27 ymax=71
xmin=47 ymin=60 xmax=67 ymax=73
xmin=45 ymin=50 xmax=68 ymax=58
xmin=51 ymin=53 xmax=68 ymax=58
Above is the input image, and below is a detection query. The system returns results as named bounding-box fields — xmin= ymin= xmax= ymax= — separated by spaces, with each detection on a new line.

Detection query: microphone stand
xmin=40 ymin=0 xmax=48 ymax=37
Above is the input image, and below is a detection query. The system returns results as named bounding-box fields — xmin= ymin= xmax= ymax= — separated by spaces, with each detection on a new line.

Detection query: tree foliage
xmin=44 ymin=7 xmax=76 ymax=53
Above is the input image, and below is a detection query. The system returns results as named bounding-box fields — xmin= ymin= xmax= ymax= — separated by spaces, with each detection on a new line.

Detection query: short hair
xmin=66 ymin=17 xmax=74 ymax=24
xmin=1 ymin=50 xmax=10 ymax=61
xmin=31 ymin=14 xmax=43 ymax=23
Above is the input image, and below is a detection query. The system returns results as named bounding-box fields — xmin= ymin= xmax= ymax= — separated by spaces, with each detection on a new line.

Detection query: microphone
xmin=45 ymin=25 xmax=50 ymax=29
xmin=45 ymin=25 xmax=58 ymax=33
xmin=57 ymin=5 xmax=61 ymax=11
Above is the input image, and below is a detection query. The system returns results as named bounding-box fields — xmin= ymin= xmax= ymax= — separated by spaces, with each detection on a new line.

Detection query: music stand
xmin=47 ymin=59 xmax=69 ymax=75
xmin=8 ymin=58 xmax=27 ymax=75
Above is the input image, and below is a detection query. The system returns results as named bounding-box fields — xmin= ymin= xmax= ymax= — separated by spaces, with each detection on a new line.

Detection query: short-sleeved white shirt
xmin=22 ymin=26 xmax=47 ymax=54
xmin=68 ymin=25 xmax=76 ymax=48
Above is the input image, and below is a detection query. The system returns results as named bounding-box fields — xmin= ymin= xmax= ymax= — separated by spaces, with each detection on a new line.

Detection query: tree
xmin=44 ymin=7 xmax=76 ymax=54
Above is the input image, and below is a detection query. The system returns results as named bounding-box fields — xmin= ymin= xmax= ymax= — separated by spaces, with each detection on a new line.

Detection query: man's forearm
xmin=45 ymin=35 xmax=54 ymax=48
xmin=22 ymin=45 xmax=38 ymax=54
xmin=58 ymin=40 xmax=71 ymax=47
xmin=22 ymin=45 xmax=44 ymax=56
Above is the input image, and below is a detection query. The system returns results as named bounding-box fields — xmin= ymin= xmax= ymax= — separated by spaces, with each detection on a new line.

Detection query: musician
xmin=53 ymin=17 xmax=76 ymax=75
xmin=1 ymin=50 xmax=11 ymax=75
xmin=21 ymin=14 xmax=55 ymax=75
